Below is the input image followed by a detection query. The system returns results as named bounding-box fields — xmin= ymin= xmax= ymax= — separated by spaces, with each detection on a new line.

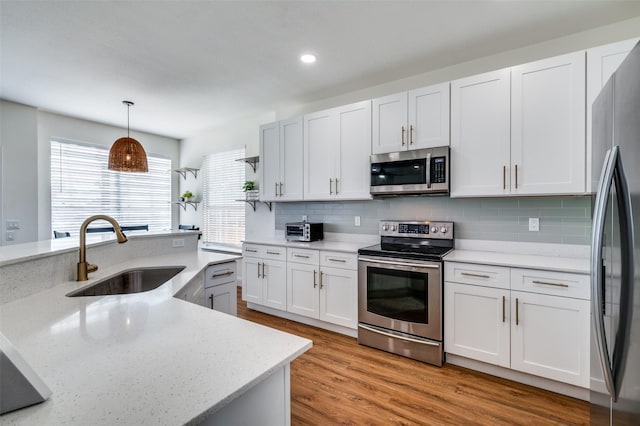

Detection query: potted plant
xmin=243 ymin=181 xmax=259 ymax=200
xmin=181 ymin=190 xmax=194 ymax=202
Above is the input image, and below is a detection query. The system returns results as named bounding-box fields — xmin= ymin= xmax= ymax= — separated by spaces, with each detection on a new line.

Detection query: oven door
xmin=358 ymin=256 xmax=442 ymax=341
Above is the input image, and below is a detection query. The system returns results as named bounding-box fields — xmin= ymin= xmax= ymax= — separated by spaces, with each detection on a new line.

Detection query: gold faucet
xmin=77 ymin=215 xmax=128 ymax=281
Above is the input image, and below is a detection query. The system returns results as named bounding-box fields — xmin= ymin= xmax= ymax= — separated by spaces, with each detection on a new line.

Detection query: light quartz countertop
xmin=0 ymin=250 xmax=312 ymax=425
xmin=242 ymin=237 xmax=371 ymax=254
xmin=444 ymin=249 xmax=590 ymax=274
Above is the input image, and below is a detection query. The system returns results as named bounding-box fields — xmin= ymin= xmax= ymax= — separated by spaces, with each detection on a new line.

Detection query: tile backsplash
xmin=275 ymin=196 xmax=592 ymax=245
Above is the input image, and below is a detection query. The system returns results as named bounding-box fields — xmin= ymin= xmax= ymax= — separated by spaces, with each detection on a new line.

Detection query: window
xmin=50 ymin=139 xmax=171 ymax=235
xmin=202 ymin=148 xmax=245 ymax=245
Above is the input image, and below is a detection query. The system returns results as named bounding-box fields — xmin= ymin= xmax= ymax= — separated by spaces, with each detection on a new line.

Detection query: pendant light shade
xmin=108 ymin=101 xmax=148 ymax=172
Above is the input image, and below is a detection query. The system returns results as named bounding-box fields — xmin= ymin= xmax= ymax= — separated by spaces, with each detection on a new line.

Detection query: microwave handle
xmin=426 ymin=152 xmax=432 ymax=189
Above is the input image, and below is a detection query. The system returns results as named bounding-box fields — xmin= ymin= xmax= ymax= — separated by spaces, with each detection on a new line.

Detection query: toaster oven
xmin=285 ymin=222 xmax=324 ymax=242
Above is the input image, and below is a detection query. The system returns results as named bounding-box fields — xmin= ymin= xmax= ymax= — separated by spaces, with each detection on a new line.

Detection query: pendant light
xmin=108 ymin=100 xmax=148 ymax=172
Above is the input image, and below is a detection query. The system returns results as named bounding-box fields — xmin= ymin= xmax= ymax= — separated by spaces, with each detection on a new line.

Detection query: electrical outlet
xmin=529 ymin=218 xmax=540 ymax=232
xmin=5 ymin=231 xmax=15 ymax=241
xmin=172 ymin=238 xmax=185 ymax=248
xmin=302 ymin=215 xmax=308 ymax=222
xmin=355 ymin=216 xmax=361 ymax=226
xmin=6 ymin=220 xmax=20 ymax=230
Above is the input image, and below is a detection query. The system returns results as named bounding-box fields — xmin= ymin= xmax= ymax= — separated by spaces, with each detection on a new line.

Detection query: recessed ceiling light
xmin=300 ymin=54 xmax=317 ymax=64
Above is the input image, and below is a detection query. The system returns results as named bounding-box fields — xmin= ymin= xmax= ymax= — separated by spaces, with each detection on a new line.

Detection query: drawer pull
xmin=211 ymin=271 xmax=234 ymax=278
xmin=294 ymin=254 xmax=310 ymax=259
xmin=502 ymin=296 xmax=505 ymax=323
xmin=532 ymin=280 xmax=569 ymax=288
xmin=209 ymin=294 xmax=214 ymax=309
xmin=516 ymin=298 xmax=519 ymax=325
xmin=461 ymin=272 xmax=491 ymax=279
xmin=328 ymin=258 xmax=346 ymax=263
xmin=245 ymin=248 xmax=257 ymax=253
xmin=266 ymin=251 xmax=281 ymax=255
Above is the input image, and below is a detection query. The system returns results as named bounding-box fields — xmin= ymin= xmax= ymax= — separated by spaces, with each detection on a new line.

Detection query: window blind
xmin=202 ymin=148 xmax=245 ymax=245
xmin=50 ymin=139 xmax=171 ymax=236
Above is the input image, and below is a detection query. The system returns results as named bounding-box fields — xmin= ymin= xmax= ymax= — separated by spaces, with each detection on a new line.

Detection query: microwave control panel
xmin=431 ymin=157 xmax=447 ymax=183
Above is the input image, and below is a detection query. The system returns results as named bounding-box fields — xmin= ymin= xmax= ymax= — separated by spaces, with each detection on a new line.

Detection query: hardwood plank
xmin=236 ymin=288 xmax=589 ymax=425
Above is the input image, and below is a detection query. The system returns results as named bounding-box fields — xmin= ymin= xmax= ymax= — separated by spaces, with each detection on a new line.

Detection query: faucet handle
xmin=87 ymin=264 xmax=98 ymax=273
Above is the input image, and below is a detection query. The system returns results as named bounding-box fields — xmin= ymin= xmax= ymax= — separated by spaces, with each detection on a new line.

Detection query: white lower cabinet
xmin=318 ymin=265 xmax=357 ymax=328
xmin=203 ymin=262 xmax=238 ymax=316
xmin=242 ymin=244 xmax=287 ymax=310
xmin=445 ymin=262 xmax=590 ymax=388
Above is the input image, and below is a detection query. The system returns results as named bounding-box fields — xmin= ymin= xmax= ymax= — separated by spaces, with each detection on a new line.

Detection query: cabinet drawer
xmin=320 ymin=251 xmax=358 ymax=270
xmin=287 ymin=247 xmax=319 ymax=265
xmin=263 ymin=245 xmax=286 ymax=260
xmin=243 ymin=244 xmax=265 ymax=257
xmin=204 ymin=262 xmax=236 ymax=288
xmin=510 ymin=268 xmax=590 ymax=300
xmin=445 ymin=262 xmax=510 ymax=289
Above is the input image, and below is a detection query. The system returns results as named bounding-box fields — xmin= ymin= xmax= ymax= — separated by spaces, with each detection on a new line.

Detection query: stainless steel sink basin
xmin=66 ymin=266 xmax=185 ymax=297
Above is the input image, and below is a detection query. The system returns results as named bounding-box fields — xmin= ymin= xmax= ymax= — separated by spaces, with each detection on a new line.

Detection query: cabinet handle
xmin=246 ymin=248 xmax=257 ymax=253
xmin=313 ymin=270 xmax=317 ymax=288
xmin=503 ymin=166 xmax=506 ymax=190
xmin=409 ymin=125 xmax=414 ymax=145
xmin=275 ymin=182 xmax=279 ymax=196
xmin=319 ymin=271 xmax=324 ymax=289
xmin=515 ymin=164 xmax=518 ymax=189
xmin=502 ymin=295 xmax=506 ymax=323
xmin=516 ymin=298 xmax=519 ymax=325
xmin=532 ymin=280 xmax=569 ymax=288
xmin=329 ymin=178 xmax=333 ymax=194
xmin=279 ymin=182 xmax=283 ymax=196
xmin=461 ymin=272 xmax=491 ymax=279
xmin=209 ymin=294 xmax=214 ymax=309
xmin=335 ymin=178 xmax=339 ymax=194
xmin=266 ymin=251 xmax=281 ymax=255
xmin=211 ymin=271 xmax=234 ymax=278
xmin=257 ymin=262 xmax=262 ymax=278
xmin=328 ymin=258 xmax=346 ymax=263
xmin=401 ymin=126 xmax=406 ymax=146
xmin=262 ymin=264 xmax=267 ymax=278
xmin=294 ymin=254 xmax=310 ymax=259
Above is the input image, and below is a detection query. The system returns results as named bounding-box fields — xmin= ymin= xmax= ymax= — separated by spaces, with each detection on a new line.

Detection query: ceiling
xmin=2 ymin=1 xmax=640 ymax=140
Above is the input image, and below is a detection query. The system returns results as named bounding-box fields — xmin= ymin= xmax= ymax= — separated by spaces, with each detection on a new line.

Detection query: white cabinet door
xmin=319 ymin=266 xmax=357 ymax=329
xmin=451 ymin=69 xmax=511 ymax=197
xmin=511 ymin=291 xmax=590 ymax=387
xmin=205 ymin=282 xmax=237 ymax=316
xmin=408 ymin=82 xmax=450 ymax=149
xmin=335 ymin=100 xmax=372 ymax=200
xmin=262 ymin=259 xmax=287 ymax=310
xmin=444 ymin=282 xmax=510 ymax=367
xmin=304 ymin=108 xmax=336 ymax=200
xmin=586 ymin=38 xmax=639 ymax=193
xmin=511 ymin=51 xmax=586 ymax=195
xmin=259 ymin=122 xmax=280 ymax=201
xmin=287 ymin=262 xmax=319 ymax=319
xmin=372 ymin=92 xmax=408 ymax=154
xmin=279 ymin=117 xmax=303 ymax=201
xmin=243 ymin=257 xmax=262 ymax=304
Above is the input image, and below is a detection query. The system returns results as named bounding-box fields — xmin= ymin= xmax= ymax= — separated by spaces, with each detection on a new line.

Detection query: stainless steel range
xmin=357 ymin=220 xmax=453 ymax=366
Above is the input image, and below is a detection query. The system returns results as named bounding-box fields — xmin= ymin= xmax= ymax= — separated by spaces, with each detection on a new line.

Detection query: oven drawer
xmin=320 ymin=251 xmax=357 ymax=269
xmin=510 ymin=268 xmax=590 ymax=300
xmin=445 ymin=262 xmax=509 ymax=290
xmin=287 ymin=247 xmax=319 ymax=264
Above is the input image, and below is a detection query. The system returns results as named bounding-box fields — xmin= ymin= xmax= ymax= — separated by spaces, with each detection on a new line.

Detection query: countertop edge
xmin=443 ymin=249 xmax=590 ymax=274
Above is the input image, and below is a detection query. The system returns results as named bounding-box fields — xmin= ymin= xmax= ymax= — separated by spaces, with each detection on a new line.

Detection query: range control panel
xmin=379 ymin=220 xmax=454 ymax=240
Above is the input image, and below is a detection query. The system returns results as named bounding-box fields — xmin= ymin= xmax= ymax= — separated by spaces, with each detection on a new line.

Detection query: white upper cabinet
xmin=260 ymin=118 xmax=303 ymax=202
xmin=451 ymin=69 xmax=511 ymax=197
xmin=373 ymin=82 xmax=450 ymax=154
xmin=511 ymin=51 xmax=586 ymax=195
xmin=452 ymin=51 xmax=586 ymax=197
xmin=586 ymin=38 xmax=639 ymax=193
xmin=304 ymin=100 xmax=372 ymax=201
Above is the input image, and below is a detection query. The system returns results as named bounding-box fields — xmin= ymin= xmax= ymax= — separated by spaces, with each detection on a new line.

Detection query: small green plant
xmin=242 ymin=181 xmax=256 ymax=192
xmin=182 ymin=190 xmax=194 ymax=199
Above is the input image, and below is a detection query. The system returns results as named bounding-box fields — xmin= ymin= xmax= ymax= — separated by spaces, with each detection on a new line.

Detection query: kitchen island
xmin=0 ymin=243 xmax=312 ymax=425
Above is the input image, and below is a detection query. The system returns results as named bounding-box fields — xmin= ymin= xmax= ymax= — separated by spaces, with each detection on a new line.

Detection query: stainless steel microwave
xmin=285 ymin=222 xmax=324 ymax=242
xmin=370 ymin=147 xmax=449 ymax=196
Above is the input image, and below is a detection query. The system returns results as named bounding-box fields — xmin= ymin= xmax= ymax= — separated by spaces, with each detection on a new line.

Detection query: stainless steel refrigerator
xmin=590 ymin=40 xmax=640 ymax=425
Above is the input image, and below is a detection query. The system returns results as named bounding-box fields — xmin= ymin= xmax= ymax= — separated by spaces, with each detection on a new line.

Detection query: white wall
xmin=0 ymin=101 xmax=38 ymax=245
xmin=179 ymin=111 xmax=276 ymax=236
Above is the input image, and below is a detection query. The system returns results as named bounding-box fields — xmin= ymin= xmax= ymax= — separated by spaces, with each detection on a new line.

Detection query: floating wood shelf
xmin=235 ymin=156 xmax=259 ymax=173
xmin=236 ymin=199 xmax=272 ymax=212
xmin=174 ymin=167 xmax=200 ymax=179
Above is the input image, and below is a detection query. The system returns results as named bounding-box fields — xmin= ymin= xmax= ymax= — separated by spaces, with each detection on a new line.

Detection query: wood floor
xmin=236 ymin=289 xmax=589 ymax=425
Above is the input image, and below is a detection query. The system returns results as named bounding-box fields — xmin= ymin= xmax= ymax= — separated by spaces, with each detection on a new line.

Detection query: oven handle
xmin=358 ymin=256 xmax=440 ymax=269
xmin=358 ymin=324 xmax=440 ymax=347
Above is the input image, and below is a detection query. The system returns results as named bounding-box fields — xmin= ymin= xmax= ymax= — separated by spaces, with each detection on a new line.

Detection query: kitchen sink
xmin=66 ymin=266 xmax=186 ymax=297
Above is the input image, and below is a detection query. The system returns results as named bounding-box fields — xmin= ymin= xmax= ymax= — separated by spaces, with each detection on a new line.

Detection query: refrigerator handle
xmin=591 ymin=147 xmax=617 ymax=400
xmin=611 ymin=147 xmax=635 ymax=402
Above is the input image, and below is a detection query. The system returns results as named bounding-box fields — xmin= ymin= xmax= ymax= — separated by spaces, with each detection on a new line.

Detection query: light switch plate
xmin=355 ymin=216 xmax=361 ymax=226
xmin=529 ymin=218 xmax=540 ymax=232
xmin=172 ymin=238 xmax=185 ymax=248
